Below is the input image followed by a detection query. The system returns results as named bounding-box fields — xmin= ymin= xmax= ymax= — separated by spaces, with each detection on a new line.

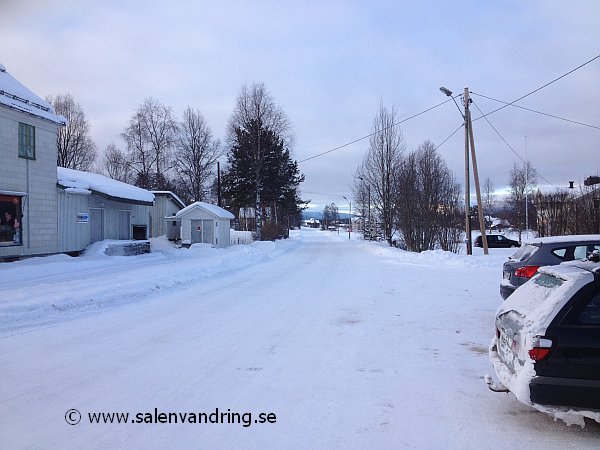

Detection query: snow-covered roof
xmin=175 ymin=201 xmax=234 ymax=220
xmin=151 ymin=191 xmax=186 ymax=209
xmin=57 ymin=167 xmax=155 ymax=206
xmin=0 ymin=63 xmax=66 ymax=125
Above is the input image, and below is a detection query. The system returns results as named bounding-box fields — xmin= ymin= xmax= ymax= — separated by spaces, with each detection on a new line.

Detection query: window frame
xmin=0 ymin=195 xmax=23 ymax=247
xmin=18 ymin=122 xmax=36 ymax=160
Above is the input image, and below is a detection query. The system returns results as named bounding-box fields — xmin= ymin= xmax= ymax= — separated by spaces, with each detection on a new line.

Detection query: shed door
xmin=90 ymin=208 xmax=104 ymax=243
xmin=191 ymin=219 xmax=213 ymax=244
xmin=201 ymin=219 xmax=213 ymax=244
xmin=117 ymin=210 xmax=131 ymax=240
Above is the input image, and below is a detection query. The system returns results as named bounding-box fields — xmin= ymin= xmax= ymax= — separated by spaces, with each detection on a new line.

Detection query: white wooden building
xmin=175 ymin=202 xmax=234 ymax=248
xmin=0 ymin=63 xmax=66 ymax=261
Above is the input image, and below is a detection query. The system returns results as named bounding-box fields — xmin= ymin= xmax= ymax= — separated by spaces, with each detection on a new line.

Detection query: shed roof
xmin=57 ymin=167 xmax=155 ymax=206
xmin=0 ymin=63 xmax=66 ymax=125
xmin=175 ymin=201 xmax=234 ymax=219
xmin=151 ymin=191 xmax=186 ymax=209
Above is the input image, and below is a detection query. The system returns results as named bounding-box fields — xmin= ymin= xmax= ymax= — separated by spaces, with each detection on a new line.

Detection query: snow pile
xmin=0 ymin=236 xmax=297 ymax=332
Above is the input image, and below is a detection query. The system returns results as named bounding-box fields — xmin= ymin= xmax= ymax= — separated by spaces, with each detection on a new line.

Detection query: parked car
xmin=487 ymin=255 xmax=600 ymax=423
xmin=475 ymin=234 xmax=519 ymax=248
xmin=500 ymin=235 xmax=600 ymax=300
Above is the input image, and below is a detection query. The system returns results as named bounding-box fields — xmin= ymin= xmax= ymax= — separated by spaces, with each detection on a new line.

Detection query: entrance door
xmin=89 ymin=208 xmax=104 ymax=243
xmin=190 ymin=219 xmax=214 ymax=245
xmin=201 ymin=219 xmax=213 ymax=244
xmin=117 ymin=210 xmax=131 ymax=240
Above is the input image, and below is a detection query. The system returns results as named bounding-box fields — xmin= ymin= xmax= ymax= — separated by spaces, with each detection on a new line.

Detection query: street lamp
xmin=342 ymin=196 xmax=351 ymax=240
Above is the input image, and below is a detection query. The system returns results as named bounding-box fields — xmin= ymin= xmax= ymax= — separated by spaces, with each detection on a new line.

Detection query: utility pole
xmin=463 ymin=87 xmax=472 ymax=255
xmin=217 ymin=161 xmax=222 ymax=207
xmin=465 ymin=88 xmax=488 ymax=255
xmin=441 ymin=85 xmax=489 ymax=255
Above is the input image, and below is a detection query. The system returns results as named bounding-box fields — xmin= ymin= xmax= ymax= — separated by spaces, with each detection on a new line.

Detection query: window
xmin=578 ymin=291 xmax=600 ymax=325
xmin=552 ymin=248 xmax=567 ymax=259
xmin=574 ymin=245 xmax=600 ymax=260
xmin=0 ymin=195 xmax=22 ymax=246
xmin=18 ymin=123 xmax=35 ymax=159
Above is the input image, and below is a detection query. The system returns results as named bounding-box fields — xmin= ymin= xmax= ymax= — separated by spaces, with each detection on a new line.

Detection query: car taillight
xmin=528 ymin=337 xmax=553 ymax=361
xmin=515 ymin=265 xmax=541 ymax=278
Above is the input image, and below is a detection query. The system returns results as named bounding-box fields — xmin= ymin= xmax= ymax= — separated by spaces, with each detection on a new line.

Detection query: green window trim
xmin=18 ymin=122 xmax=36 ymax=160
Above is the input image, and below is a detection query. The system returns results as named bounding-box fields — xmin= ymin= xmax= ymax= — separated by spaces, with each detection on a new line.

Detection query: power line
xmin=299 ymin=98 xmax=452 ymax=163
xmin=470 ymin=92 xmax=600 ymax=130
xmin=471 ymin=100 xmax=558 ymax=189
xmin=433 ymin=122 xmax=464 ymax=152
xmin=472 ymin=53 xmax=600 ymax=120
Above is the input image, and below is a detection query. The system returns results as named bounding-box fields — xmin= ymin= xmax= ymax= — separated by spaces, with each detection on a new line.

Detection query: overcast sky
xmin=2 ymin=0 xmax=599 ymax=212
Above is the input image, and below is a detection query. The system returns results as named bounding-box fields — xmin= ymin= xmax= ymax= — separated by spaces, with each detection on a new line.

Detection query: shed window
xmin=0 ymin=195 xmax=22 ymax=246
xmin=18 ymin=123 xmax=35 ymax=159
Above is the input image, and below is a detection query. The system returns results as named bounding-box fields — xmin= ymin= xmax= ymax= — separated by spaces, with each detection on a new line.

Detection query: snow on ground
xmin=1 ymin=228 xmax=599 ymax=449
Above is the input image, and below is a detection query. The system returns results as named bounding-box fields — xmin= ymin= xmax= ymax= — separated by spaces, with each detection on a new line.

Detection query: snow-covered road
xmin=1 ymin=228 xmax=599 ymax=448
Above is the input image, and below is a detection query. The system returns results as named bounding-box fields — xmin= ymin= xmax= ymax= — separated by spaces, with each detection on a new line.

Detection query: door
xmin=89 ymin=208 xmax=104 ymax=243
xmin=201 ymin=219 xmax=213 ymax=244
xmin=190 ymin=219 xmax=213 ymax=245
xmin=117 ymin=210 xmax=131 ymax=240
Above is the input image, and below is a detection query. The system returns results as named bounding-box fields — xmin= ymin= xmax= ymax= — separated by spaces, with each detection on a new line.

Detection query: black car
xmin=475 ymin=234 xmax=519 ymax=248
xmin=488 ymin=256 xmax=600 ymax=423
xmin=500 ymin=235 xmax=600 ymax=299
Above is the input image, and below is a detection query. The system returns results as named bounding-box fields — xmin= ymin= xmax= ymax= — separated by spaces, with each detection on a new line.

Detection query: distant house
xmin=150 ymin=191 xmax=185 ymax=239
xmin=302 ymin=218 xmax=320 ymax=228
xmin=0 ymin=63 xmax=66 ymax=261
xmin=57 ymin=168 xmax=154 ymax=251
xmin=176 ymin=202 xmax=234 ymax=248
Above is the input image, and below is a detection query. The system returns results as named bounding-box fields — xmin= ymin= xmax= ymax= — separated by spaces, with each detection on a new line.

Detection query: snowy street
xmin=1 ymin=228 xmax=599 ymax=449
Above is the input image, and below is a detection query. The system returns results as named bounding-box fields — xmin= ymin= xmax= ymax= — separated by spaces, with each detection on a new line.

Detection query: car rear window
xmin=534 ymin=273 xmax=564 ymax=289
xmin=510 ymin=244 xmax=538 ymax=262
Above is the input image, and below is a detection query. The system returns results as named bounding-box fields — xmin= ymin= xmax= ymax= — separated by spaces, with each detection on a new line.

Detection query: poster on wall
xmin=77 ymin=213 xmax=89 ymax=223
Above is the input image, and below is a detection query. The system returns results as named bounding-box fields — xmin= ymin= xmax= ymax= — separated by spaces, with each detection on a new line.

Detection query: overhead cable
xmin=299 ymin=98 xmax=452 ymax=163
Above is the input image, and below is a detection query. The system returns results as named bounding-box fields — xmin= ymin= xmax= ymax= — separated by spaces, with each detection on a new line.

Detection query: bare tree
xmin=47 ymin=93 xmax=97 ymax=170
xmin=534 ymin=189 xmax=573 ymax=237
xmin=396 ymin=140 xmax=462 ymax=252
xmin=121 ymin=97 xmax=178 ymax=189
xmin=507 ymin=161 xmax=537 ymax=241
xmin=356 ymin=103 xmax=405 ymax=246
xmin=101 ymin=143 xmax=132 ymax=183
xmin=482 ymin=177 xmax=496 ymax=231
xmin=226 ymin=83 xmax=292 ymax=239
xmin=173 ymin=107 xmax=222 ymax=203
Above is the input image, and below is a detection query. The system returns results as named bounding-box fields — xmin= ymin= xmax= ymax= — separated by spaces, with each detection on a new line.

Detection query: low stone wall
xmin=105 ymin=241 xmax=151 ymax=256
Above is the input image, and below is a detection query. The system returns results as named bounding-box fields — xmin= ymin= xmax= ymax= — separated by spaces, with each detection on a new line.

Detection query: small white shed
xmin=176 ymin=202 xmax=234 ymax=248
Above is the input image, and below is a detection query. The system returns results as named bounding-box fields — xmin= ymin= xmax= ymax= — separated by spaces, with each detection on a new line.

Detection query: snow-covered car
xmin=487 ymin=255 xmax=600 ymax=426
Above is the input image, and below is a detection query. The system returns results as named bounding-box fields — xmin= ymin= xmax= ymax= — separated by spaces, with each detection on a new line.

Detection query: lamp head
xmin=439 ymin=87 xmax=453 ymax=97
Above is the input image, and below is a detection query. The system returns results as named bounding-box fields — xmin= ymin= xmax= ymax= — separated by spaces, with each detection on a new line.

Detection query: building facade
xmin=0 ymin=63 xmax=66 ymax=260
